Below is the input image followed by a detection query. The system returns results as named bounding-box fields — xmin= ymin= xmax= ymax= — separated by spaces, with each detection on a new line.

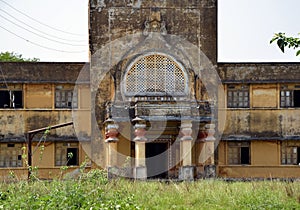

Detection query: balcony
xmin=107 ymin=98 xmax=212 ymax=122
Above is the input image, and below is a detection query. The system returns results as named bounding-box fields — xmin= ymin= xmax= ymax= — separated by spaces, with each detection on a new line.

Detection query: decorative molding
xmin=143 ymin=10 xmax=167 ymax=36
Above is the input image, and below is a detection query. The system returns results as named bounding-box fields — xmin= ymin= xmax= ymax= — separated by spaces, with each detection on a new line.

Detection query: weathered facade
xmin=89 ymin=0 xmax=220 ymax=180
xmin=0 ymin=62 xmax=91 ymax=179
xmin=1 ymin=0 xmax=300 ymax=180
xmin=89 ymin=0 xmax=300 ymax=180
xmin=218 ymin=63 xmax=300 ymax=178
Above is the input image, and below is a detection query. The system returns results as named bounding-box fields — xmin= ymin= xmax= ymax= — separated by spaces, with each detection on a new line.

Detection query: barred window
xmin=280 ymin=85 xmax=300 ymax=108
xmin=228 ymin=141 xmax=250 ymax=165
xmin=227 ymin=85 xmax=249 ymax=108
xmin=0 ymin=83 xmax=23 ymax=108
xmin=55 ymin=142 xmax=79 ymax=166
xmin=125 ymin=54 xmax=187 ymax=96
xmin=281 ymin=141 xmax=300 ymax=165
xmin=0 ymin=143 xmax=23 ymax=167
xmin=55 ymin=86 xmax=78 ymax=108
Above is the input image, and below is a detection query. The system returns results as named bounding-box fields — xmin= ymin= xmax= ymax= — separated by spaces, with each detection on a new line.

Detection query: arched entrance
xmin=103 ymin=52 xmax=215 ymax=180
xmin=123 ymin=53 xmax=189 ymax=179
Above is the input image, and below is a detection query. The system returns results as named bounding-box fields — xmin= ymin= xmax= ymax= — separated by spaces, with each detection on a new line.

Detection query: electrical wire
xmin=0 ymin=8 xmax=86 ymax=43
xmin=0 ymin=14 xmax=86 ymax=47
xmin=0 ymin=25 xmax=86 ymax=53
xmin=0 ymin=0 xmax=85 ymax=36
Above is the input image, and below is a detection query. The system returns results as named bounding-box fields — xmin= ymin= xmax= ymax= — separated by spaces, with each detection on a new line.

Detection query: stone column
xmin=179 ymin=121 xmax=194 ymax=181
xmin=132 ymin=117 xmax=147 ymax=180
xmin=104 ymin=119 xmax=119 ymax=178
xmin=204 ymin=123 xmax=216 ymax=178
xmin=195 ymin=127 xmax=207 ymax=178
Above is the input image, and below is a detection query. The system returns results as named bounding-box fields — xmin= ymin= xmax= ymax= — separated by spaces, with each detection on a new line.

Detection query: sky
xmin=0 ymin=0 xmax=89 ymax=62
xmin=0 ymin=0 xmax=299 ymax=63
xmin=218 ymin=0 xmax=300 ymax=62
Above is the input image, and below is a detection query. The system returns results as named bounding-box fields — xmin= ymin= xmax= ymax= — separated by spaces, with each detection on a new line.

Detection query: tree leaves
xmin=277 ymin=39 xmax=285 ymax=53
xmin=270 ymin=32 xmax=300 ymax=56
xmin=0 ymin=51 xmax=40 ymax=62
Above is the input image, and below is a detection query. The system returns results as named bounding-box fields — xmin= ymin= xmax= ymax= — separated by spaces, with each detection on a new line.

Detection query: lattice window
xmin=228 ymin=141 xmax=250 ymax=165
xmin=0 ymin=143 xmax=23 ymax=167
xmin=280 ymin=85 xmax=300 ymax=108
xmin=281 ymin=141 xmax=300 ymax=165
xmin=227 ymin=85 xmax=249 ymax=108
xmin=55 ymin=86 xmax=78 ymax=108
xmin=125 ymin=54 xmax=187 ymax=96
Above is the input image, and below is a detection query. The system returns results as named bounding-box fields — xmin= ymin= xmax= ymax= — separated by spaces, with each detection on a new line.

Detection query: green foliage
xmin=67 ymin=152 xmax=73 ymax=159
xmin=0 ymin=51 xmax=40 ymax=62
xmin=0 ymin=173 xmax=300 ymax=209
xmin=270 ymin=32 xmax=300 ymax=56
xmin=0 ymin=170 xmax=139 ymax=209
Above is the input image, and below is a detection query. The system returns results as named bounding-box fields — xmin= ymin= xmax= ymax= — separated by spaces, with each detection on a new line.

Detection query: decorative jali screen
xmin=125 ymin=54 xmax=187 ymax=96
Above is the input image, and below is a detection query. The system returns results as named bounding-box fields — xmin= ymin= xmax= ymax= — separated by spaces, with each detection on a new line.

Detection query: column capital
xmin=205 ymin=123 xmax=216 ymax=142
xmin=132 ymin=117 xmax=147 ymax=142
xmin=104 ymin=119 xmax=119 ymax=143
xmin=133 ymin=123 xmax=147 ymax=142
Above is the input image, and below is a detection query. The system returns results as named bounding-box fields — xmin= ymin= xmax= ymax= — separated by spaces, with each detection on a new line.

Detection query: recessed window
xmin=125 ymin=54 xmax=188 ymax=97
xmin=7 ymin=143 xmax=15 ymax=147
xmin=0 ymin=143 xmax=23 ymax=167
xmin=227 ymin=85 xmax=249 ymax=108
xmin=0 ymin=90 xmax=23 ymax=108
xmin=55 ymin=142 xmax=79 ymax=166
xmin=228 ymin=141 xmax=250 ymax=165
xmin=281 ymin=141 xmax=300 ymax=165
xmin=55 ymin=86 xmax=77 ymax=108
xmin=280 ymin=85 xmax=300 ymax=108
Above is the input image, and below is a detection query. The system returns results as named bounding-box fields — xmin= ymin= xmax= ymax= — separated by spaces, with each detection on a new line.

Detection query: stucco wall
xmin=217 ymin=141 xmax=300 ymax=178
xmin=89 ymin=0 xmax=217 ymax=63
xmin=223 ymin=109 xmax=300 ymax=139
xmin=251 ymin=141 xmax=279 ymax=165
xmin=218 ymin=63 xmax=300 ymax=83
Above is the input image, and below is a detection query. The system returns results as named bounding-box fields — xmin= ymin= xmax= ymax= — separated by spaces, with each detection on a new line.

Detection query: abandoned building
xmin=0 ymin=62 xmax=91 ymax=179
xmin=0 ymin=0 xmax=300 ymax=180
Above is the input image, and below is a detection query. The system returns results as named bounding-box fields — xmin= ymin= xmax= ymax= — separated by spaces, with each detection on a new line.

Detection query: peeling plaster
xmin=92 ymin=0 xmax=106 ymax=12
xmin=127 ymin=0 xmax=142 ymax=8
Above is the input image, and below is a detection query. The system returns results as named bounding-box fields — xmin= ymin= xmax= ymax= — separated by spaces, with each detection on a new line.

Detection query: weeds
xmin=0 ymin=172 xmax=300 ymax=209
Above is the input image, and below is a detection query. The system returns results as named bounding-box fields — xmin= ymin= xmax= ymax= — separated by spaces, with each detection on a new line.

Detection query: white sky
xmin=218 ymin=0 xmax=300 ymax=62
xmin=0 ymin=0 xmax=89 ymax=62
xmin=0 ymin=0 xmax=299 ymax=62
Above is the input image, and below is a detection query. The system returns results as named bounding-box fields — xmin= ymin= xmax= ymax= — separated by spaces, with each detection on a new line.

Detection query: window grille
xmin=227 ymin=85 xmax=249 ymax=108
xmin=0 ymin=90 xmax=23 ymax=108
xmin=125 ymin=54 xmax=187 ymax=96
xmin=281 ymin=141 xmax=300 ymax=165
xmin=0 ymin=143 xmax=23 ymax=167
xmin=280 ymin=85 xmax=300 ymax=108
xmin=55 ymin=87 xmax=78 ymax=108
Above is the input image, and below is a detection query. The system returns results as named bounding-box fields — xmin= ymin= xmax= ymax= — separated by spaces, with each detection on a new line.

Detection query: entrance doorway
xmin=146 ymin=142 xmax=168 ymax=179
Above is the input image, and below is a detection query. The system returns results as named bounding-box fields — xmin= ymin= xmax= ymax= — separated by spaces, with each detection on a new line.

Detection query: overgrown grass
xmin=0 ymin=169 xmax=300 ymax=209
